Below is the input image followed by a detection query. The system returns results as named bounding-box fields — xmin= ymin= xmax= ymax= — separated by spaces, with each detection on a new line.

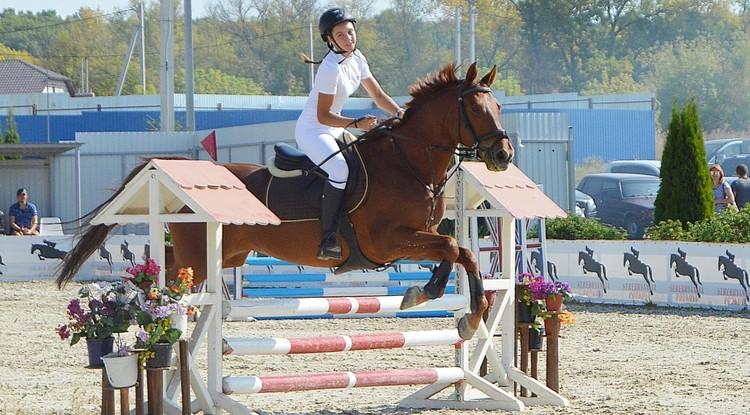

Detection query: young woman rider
xmin=296 ymin=8 xmax=404 ymax=260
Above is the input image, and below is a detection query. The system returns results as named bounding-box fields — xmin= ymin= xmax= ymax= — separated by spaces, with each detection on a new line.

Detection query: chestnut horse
xmin=56 ymin=63 xmax=514 ymax=340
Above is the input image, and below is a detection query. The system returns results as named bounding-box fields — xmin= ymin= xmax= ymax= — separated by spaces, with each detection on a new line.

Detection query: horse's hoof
xmin=400 ymin=286 xmax=425 ymax=310
xmin=457 ymin=316 xmax=476 ymax=340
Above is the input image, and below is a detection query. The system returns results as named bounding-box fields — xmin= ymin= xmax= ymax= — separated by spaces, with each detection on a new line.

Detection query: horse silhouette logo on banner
xmin=578 ymin=246 xmax=607 ymax=293
xmin=623 ymin=246 xmax=655 ymax=295
xmin=670 ymin=248 xmax=702 ymax=298
xmin=718 ymin=250 xmax=749 ymax=301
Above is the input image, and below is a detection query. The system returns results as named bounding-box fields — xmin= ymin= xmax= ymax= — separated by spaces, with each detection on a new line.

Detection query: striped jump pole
xmin=223 ymin=329 xmax=463 ymax=355
xmin=227 ymin=294 xmax=467 ymax=320
xmin=223 ymin=367 xmax=465 ymax=394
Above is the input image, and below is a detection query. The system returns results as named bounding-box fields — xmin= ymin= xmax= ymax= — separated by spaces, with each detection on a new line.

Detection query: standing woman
xmin=710 ymin=164 xmax=736 ymax=213
xmin=297 ymin=8 xmax=404 ymax=260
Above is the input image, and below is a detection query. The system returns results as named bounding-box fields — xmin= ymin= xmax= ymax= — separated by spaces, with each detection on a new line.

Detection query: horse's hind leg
xmin=597 ymin=271 xmax=607 ymax=293
xmin=401 ymin=260 xmax=452 ymax=309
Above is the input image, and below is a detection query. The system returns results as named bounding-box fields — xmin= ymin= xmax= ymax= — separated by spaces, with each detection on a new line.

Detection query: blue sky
xmin=2 ymin=1 xmax=389 ymax=19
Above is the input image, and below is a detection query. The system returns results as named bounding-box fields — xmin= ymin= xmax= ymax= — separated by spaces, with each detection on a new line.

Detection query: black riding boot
xmin=317 ymin=183 xmax=346 ymax=260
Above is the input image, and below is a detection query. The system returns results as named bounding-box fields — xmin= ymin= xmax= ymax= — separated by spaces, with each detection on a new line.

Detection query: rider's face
xmin=330 ymin=22 xmax=356 ymax=53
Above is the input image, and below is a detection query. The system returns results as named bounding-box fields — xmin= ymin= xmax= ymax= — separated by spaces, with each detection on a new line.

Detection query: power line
xmin=0 ymin=7 xmax=135 ymax=35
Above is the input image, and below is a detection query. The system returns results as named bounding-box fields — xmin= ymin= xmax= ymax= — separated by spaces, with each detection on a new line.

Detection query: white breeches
xmin=295 ymin=123 xmax=349 ymax=190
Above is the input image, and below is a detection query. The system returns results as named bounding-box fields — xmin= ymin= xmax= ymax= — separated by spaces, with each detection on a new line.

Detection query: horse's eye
xmin=471 ymin=105 xmax=481 ymax=113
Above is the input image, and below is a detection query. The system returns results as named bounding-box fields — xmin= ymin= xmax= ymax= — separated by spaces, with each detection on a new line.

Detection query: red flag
xmin=201 ymin=130 xmax=218 ymax=161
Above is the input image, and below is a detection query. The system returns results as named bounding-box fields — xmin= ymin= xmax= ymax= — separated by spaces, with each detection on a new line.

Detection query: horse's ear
xmin=479 ymin=65 xmax=497 ymax=86
xmin=464 ymin=62 xmax=478 ymax=86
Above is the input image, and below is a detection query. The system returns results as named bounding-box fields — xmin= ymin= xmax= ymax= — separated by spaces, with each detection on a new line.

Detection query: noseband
xmin=457 ymin=86 xmax=510 ymax=157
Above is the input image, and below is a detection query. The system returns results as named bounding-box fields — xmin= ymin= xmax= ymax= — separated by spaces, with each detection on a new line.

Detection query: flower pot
xmin=544 ymin=317 xmax=560 ymax=337
xmin=545 ymin=294 xmax=564 ymax=312
xmin=146 ymin=343 xmax=173 ymax=368
xmin=517 ymin=302 xmax=534 ymax=323
xmin=86 ymin=337 xmax=114 ymax=368
xmin=101 ymin=353 xmax=138 ymax=388
xmin=170 ymin=312 xmax=188 ymax=338
xmin=529 ymin=327 xmax=544 ymax=350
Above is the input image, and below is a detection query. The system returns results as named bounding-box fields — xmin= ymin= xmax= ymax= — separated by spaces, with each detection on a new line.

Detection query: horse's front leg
xmin=387 ymin=229 xmax=487 ymax=340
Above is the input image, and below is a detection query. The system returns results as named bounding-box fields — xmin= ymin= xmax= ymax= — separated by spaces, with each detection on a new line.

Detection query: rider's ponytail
xmin=301 ymin=50 xmax=330 ymax=65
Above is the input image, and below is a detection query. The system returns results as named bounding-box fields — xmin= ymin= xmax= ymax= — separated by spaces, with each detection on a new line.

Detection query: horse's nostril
xmin=497 ymin=149 xmax=509 ymax=161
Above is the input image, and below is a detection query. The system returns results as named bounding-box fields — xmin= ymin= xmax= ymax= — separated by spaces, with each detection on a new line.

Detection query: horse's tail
xmin=718 ymin=256 xmax=723 ymax=271
xmin=623 ymin=254 xmax=628 ymax=267
xmin=745 ymin=270 xmax=749 ymax=287
xmin=56 ymin=159 xmax=161 ymax=288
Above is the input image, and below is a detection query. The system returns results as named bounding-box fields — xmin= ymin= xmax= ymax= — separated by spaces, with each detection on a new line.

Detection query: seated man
xmin=9 ymin=188 xmax=39 ymax=236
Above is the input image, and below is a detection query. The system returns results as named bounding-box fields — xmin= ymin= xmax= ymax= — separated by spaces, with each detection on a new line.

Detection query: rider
xmin=297 ymin=7 xmax=404 ymax=261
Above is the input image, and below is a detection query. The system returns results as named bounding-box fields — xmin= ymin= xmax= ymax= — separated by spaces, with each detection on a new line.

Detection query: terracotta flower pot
xmin=545 ymin=294 xmax=564 ymax=312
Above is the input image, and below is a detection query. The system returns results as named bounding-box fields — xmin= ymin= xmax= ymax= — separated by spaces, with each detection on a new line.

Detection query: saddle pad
xmin=263 ymin=144 xmax=369 ymax=222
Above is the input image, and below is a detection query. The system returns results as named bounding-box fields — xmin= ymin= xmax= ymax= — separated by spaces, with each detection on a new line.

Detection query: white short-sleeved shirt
xmin=297 ymin=50 xmax=372 ymax=130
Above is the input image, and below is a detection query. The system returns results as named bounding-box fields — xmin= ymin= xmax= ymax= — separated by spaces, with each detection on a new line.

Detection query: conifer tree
xmin=3 ymin=110 xmax=20 ymax=160
xmin=654 ymin=99 xmax=713 ymax=226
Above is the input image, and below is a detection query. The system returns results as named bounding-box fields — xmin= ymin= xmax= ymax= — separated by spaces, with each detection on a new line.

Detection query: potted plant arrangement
xmin=134 ymin=286 xmax=184 ymax=368
xmin=100 ymin=335 xmax=138 ymax=388
xmin=541 ymin=281 xmax=573 ymax=336
xmin=164 ymin=266 xmax=196 ymax=337
xmin=125 ymin=258 xmax=160 ymax=291
xmin=516 ymin=273 xmax=555 ymax=350
xmin=56 ymin=282 xmax=138 ymax=368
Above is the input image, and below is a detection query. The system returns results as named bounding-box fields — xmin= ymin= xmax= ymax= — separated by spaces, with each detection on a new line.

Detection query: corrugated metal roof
xmin=461 ymin=162 xmax=567 ymax=219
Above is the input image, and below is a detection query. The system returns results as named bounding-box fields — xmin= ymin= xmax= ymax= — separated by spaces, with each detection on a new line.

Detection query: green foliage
xmin=655 ymin=99 xmax=713 ymax=226
xmin=647 ymin=206 xmax=750 ymax=243
xmin=543 ymin=216 xmax=627 ymax=240
xmin=188 ymin=68 xmax=267 ymax=95
xmin=3 ymin=109 xmax=20 ymax=160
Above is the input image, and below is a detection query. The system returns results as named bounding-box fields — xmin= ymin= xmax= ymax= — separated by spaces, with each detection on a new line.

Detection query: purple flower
xmin=554 ymin=281 xmax=572 ymax=296
xmin=136 ymin=328 xmax=150 ymax=343
xmin=67 ymin=299 xmax=84 ymax=320
xmin=57 ymin=324 xmax=71 ymax=340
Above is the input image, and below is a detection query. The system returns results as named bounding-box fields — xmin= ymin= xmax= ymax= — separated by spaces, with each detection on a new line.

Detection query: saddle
xmin=264 ymin=132 xmax=368 ymax=222
xmin=258 ymin=132 xmax=379 ymax=273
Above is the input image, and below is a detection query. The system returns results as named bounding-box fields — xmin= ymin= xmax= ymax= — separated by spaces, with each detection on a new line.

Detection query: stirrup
xmin=317 ymin=234 xmax=342 ymax=260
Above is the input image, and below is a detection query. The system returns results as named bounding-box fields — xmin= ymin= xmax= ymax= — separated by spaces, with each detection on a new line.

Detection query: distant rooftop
xmin=0 ymin=59 xmax=75 ymax=96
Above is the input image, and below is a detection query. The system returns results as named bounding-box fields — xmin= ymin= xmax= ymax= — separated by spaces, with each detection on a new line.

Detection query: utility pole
xmin=469 ymin=0 xmax=476 ymax=64
xmin=159 ymin=0 xmax=175 ymax=131
xmin=455 ymin=7 xmax=461 ymax=67
xmin=139 ymin=3 xmax=146 ymax=94
xmin=309 ymin=22 xmax=315 ymax=91
xmin=185 ymin=0 xmax=195 ymax=131
xmin=115 ymin=6 xmax=141 ymax=96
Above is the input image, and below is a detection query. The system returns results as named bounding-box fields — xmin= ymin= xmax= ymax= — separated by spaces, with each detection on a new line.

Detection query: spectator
xmin=709 ymin=164 xmax=736 ymax=213
xmin=731 ymin=164 xmax=750 ymax=209
xmin=9 ymin=188 xmax=39 ymax=236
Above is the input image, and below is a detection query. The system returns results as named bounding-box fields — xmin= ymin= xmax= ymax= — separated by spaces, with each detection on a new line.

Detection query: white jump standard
xmin=89 ymin=159 xmax=568 ymax=414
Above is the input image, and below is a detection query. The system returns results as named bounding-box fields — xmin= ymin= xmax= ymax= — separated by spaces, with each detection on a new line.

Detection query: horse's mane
xmin=406 ymin=63 xmax=462 ymax=108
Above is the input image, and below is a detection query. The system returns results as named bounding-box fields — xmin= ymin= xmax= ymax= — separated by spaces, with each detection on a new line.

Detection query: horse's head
xmin=453 ymin=63 xmax=513 ymax=171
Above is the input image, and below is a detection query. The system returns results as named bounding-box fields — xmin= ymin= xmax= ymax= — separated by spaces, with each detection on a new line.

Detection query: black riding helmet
xmin=318 ymin=8 xmax=356 ymax=43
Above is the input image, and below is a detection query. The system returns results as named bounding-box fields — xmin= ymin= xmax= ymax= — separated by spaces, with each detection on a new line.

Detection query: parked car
xmin=720 ymin=154 xmax=750 ymax=177
xmin=704 ymin=138 xmax=750 ymax=164
xmin=575 ymin=190 xmax=597 ymax=217
xmin=577 ymin=173 xmax=660 ymax=239
xmin=604 ymin=160 xmax=661 ymax=177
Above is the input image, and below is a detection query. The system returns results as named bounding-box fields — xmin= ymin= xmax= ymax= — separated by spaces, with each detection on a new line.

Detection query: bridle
xmin=379 ymin=84 xmax=511 ymax=228
xmin=456 ymin=85 xmax=510 ymax=158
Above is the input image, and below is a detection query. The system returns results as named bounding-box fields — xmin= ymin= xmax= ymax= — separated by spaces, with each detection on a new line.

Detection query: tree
xmin=654 ymin=99 xmax=713 ymax=227
xmin=3 ymin=109 xmax=21 ymax=160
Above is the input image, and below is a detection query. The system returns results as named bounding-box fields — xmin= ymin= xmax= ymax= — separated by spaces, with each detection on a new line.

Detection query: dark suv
xmin=577 ymin=173 xmax=660 ymax=239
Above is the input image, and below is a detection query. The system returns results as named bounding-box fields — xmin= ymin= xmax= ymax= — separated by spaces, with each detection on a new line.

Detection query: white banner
xmin=543 ymin=240 xmax=750 ymax=309
xmin=0 ymin=235 xmax=149 ymax=281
